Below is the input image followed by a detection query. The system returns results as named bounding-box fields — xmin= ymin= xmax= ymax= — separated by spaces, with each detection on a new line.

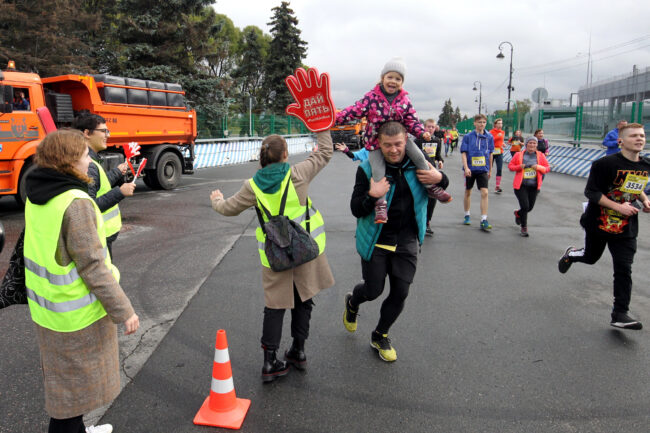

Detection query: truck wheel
xmin=143 ymin=170 xmax=161 ymax=189
xmin=15 ymin=162 xmax=37 ymax=206
xmin=155 ymin=152 xmax=182 ymax=190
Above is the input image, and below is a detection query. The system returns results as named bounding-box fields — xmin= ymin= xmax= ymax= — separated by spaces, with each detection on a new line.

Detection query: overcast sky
xmin=214 ymin=0 xmax=650 ymax=121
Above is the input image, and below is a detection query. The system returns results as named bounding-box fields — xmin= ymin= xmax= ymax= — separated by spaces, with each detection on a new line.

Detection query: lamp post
xmin=497 ymin=41 xmax=514 ymax=132
xmin=472 ymin=81 xmax=482 ymax=115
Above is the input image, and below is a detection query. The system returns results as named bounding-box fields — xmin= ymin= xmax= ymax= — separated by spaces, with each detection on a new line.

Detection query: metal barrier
xmin=502 ymin=144 xmax=650 ymax=178
xmin=194 ymin=135 xmax=316 ymax=169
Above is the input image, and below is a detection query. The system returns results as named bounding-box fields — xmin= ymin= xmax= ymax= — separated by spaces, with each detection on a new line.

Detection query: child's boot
xmin=427 ymin=184 xmax=452 ymax=203
xmin=374 ymin=199 xmax=388 ymax=224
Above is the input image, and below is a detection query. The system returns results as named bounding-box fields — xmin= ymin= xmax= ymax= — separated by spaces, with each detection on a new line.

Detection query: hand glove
xmin=285 ymin=67 xmax=335 ymax=132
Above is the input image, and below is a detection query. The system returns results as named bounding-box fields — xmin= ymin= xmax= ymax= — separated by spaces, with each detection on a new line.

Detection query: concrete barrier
xmin=194 ymin=135 xmax=316 ymax=169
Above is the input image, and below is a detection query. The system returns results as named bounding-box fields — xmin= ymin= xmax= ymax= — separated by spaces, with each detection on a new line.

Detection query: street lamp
xmin=472 ymin=81 xmax=482 ymax=115
xmin=497 ymin=41 xmax=514 ymax=129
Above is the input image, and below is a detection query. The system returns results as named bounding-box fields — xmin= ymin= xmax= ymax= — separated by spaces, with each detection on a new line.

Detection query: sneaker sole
xmin=370 ymin=341 xmax=397 ymax=362
xmin=610 ymin=322 xmax=643 ymax=330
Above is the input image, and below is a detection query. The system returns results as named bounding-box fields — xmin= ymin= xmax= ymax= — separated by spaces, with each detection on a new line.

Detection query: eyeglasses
xmin=93 ymin=128 xmax=110 ymax=136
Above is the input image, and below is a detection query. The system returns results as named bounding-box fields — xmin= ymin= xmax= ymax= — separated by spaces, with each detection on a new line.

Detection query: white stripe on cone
xmin=214 ymin=348 xmax=230 ymax=364
xmin=211 ymin=377 xmax=235 ymax=394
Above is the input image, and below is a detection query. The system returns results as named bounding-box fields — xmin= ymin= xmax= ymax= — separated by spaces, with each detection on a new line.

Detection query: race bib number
xmin=523 ymin=168 xmax=536 ymax=179
xmin=424 ymin=143 xmax=437 ymax=157
xmin=620 ymin=174 xmax=648 ymax=194
xmin=471 ymin=156 xmax=486 ymax=167
xmin=493 ymin=147 xmax=502 ymax=155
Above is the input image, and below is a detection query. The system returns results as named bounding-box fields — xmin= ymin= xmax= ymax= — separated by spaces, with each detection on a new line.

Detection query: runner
xmin=461 ymin=114 xmax=494 ymax=231
xmin=534 ymin=129 xmax=549 ymax=155
xmin=415 ymin=119 xmax=445 ymax=236
xmin=449 ymin=125 xmax=459 ymax=156
xmin=489 ymin=118 xmax=506 ymax=193
xmin=343 ymin=121 xmax=448 ymax=362
xmin=508 ymin=130 xmax=524 ymax=157
xmin=508 ymin=136 xmax=551 ymax=236
xmin=335 ymin=57 xmax=450 ymax=224
xmin=558 ymin=123 xmax=650 ymax=330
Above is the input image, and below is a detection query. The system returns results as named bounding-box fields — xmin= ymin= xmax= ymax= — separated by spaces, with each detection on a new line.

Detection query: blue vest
xmin=355 ymin=158 xmax=428 ymax=261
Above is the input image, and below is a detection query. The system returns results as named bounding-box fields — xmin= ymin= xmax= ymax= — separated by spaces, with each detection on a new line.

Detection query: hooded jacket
xmin=460 ymin=130 xmax=495 ymax=173
xmin=336 ymin=84 xmax=425 ymax=151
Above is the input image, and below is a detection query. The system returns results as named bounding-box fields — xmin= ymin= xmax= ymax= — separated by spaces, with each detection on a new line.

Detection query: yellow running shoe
xmin=343 ymin=293 xmax=358 ymax=333
xmin=370 ymin=332 xmax=397 ymax=362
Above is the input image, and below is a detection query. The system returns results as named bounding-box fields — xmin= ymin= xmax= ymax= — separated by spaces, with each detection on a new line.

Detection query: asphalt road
xmin=1 ymin=150 xmax=649 ymax=433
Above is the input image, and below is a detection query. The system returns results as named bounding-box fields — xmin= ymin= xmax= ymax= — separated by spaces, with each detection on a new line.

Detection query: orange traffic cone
xmin=193 ymin=330 xmax=251 ymax=429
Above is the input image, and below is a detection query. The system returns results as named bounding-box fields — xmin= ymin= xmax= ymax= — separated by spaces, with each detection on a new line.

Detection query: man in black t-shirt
xmin=558 ymin=123 xmax=650 ymax=330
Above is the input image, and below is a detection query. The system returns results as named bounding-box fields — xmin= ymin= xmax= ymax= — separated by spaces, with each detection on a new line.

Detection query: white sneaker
xmin=86 ymin=425 xmax=113 ymax=433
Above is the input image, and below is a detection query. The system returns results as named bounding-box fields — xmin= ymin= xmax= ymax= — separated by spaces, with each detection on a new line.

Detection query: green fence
xmin=524 ymin=100 xmax=648 ymax=143
xmin=452 ymin=111 xmax=522 ymax=136
xmin=197 ymin=113 xmax=308 ymax=138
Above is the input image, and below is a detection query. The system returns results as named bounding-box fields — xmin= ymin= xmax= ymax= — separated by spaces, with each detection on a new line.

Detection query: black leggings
xmin=492 ymin=153 xmax=503 ymax=177
xmin=514 ymin=185 xmax=539 ymax=227
xmin=261 ymin=285 xmax=314 ymax=350
xmin=571 ymin=231 xmax=636 ymax=313
xmin=49 ymin=416 xmax=85 ymax=433
xmin=350 ymin=246 xmax=415 ymax=334
xmin=427 ymin=198 xmax=437 ymax=224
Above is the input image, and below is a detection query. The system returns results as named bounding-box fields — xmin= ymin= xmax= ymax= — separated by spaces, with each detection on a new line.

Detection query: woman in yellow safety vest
xmin=210 ymin=131 xmax=335 ymax=383
xmin=24 ymin=129 xmax=139 ymax=433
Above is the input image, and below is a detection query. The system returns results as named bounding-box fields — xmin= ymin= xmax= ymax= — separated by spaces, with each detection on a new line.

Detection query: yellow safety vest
xmin=249 ymin=170 xmax=326 ymax=269
xmin=24 ymin=189 xmax=120 ymax=332
xmin=92 ymin=159 xmax=122 ymax=238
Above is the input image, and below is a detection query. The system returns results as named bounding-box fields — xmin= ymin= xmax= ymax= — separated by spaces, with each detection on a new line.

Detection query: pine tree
xmin=453 ymin=106 xmax=462 ymax=125
xmin=233 ymin=26 xmax=270 ymax=111
xmin=0 ymin=0 xmax=100 ymax=75
xmin=438 ymin=99 xmax=454 ymax=127
xmin=263 ymin=1 xmax=308 ymax=113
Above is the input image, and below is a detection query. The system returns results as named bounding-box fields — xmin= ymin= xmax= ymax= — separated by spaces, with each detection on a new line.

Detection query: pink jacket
xmin=508 ymin=150 xmax=550 ymax=190
xmin=336 ymin=84 xmax=425 ymax=151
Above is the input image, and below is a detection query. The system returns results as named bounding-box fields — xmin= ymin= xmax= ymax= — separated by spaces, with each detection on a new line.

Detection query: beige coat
xmin=34 ymin=198 xmax=135 ymax=419
xmin=212 ymin=132 xmax=335 ymax=308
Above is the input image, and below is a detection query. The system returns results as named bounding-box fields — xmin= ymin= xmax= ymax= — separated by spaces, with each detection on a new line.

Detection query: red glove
xmin=285 ymin=67 xmax=335 ymax=132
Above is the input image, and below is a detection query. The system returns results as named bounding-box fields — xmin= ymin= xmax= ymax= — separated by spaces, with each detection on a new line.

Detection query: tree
xmin=263 ymin=1 xmax=307 ymax=113
xmin=453 ymin=106 xmax=462 ymax=125
xmin=232 ymin=25 xmax=270 ymax=112
xmin=0 ymin=0 xmax=101 ymax=76
xmin=437 ymin=99 xmax=455 ymax=127
xmin=203 ymin=13 xmax=242 ymax=78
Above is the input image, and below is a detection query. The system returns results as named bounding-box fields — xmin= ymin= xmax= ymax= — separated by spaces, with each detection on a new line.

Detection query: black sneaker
xmin=514 ymin=210 xmax=521 ymax=226
xmin=558 ymin=246 xmax=577 ymax=274
xmin=610 ymin=312 xmax=643 ymax=330
xmin=425 ymin=224 xmax=434 ymax=237
xmin=343 ymin=293 xmax=358 ymax=332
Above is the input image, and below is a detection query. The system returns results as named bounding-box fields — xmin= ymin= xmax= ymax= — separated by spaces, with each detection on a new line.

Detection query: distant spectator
xmin=602 ymin=120 xmax=627 ymax=155
xmin=13 ymin=91 xmax=30 ymax=111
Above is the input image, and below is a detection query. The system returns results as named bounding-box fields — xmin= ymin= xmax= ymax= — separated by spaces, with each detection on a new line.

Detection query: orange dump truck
xmin=330 ymin=112 xmax=366 ymax=150
xmin=0 ymin=63 xmax=197 ymax=204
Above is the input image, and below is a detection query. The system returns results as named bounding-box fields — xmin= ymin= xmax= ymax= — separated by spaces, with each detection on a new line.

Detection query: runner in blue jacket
xmin=460 ymin=114 xmax=494 ymax=231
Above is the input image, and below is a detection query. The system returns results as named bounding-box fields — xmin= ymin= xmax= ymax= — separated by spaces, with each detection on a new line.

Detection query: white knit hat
xmin=381 ymin=57 xmax=406 ymax=79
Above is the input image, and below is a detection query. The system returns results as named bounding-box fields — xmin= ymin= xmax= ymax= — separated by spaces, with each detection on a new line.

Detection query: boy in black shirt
xmin=558 ymin=123 xmax=650 ymax=329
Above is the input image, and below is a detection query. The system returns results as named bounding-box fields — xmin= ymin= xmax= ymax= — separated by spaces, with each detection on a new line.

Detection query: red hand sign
xmin=123 ymin=142 xmax=141 ymax=159
xmin=122 ymin=142 xmax=141 ymax=176
xmin=285 ymin=67 xmax=335 ymax=132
